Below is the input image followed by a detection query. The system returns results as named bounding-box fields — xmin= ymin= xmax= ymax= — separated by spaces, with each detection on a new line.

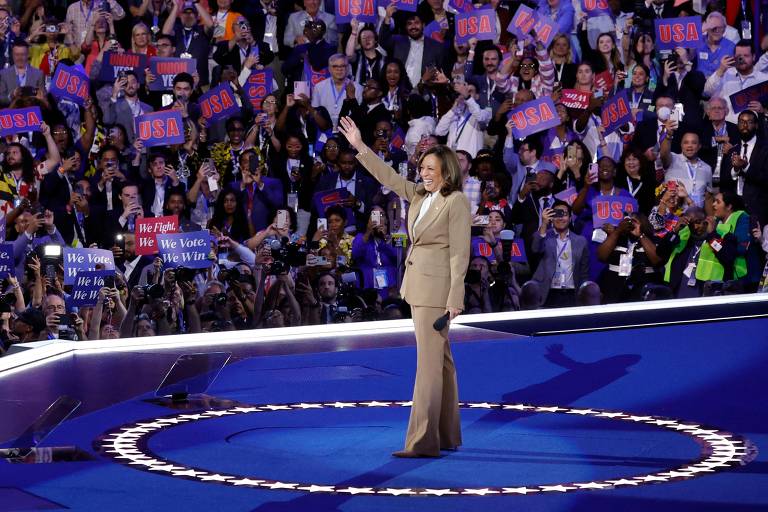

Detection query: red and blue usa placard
xmin=50 ymin=64 xmax=90 ymax=106
xmin=0 ymin=107 xmax=43 ymax=136
xmin=581 ymin=0 xmax=611 ymax=17
xmin=600 ymin=89 xmax=633 ymax=135
xmin=448 ymin=0 xmax=474 ymax=14
xmin=148 ymin=57 xmax=196 ymax=92
xmin=507 ymin=97 xmax=560 ymax=139
xmin=199 ymin=82 xmax=239 ymax=123
xmin=135 ymin=110 xmax=184 ymax=148
xmin=456 ymin=10 xmax=497 ymax=44
xmin=245 ymin=68 xmax=274 ymax=110
xmin=531 ymin=14 xmax=557 ymax=46
xmin=335 ymin=0 xmax=377 ymax=24
xmin=654 ymin=16 xmax=702 ymax=51
xmin=507 ymin=4 xmax=535 ymax=39
xmin=591 ymin=196 xmax=638 ymax=228
xmin=98 ymin=51 xmax=147 ymax=83
xmin=729 ymin=80 xmax=768 ymax=114
xmin=555 ymin=186 xmax=578 ymax=206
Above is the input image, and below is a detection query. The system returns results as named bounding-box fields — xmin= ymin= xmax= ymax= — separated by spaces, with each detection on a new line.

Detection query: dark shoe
xmin=392 ymin=450 xmax=440 ymax=458
xmin=440 ymin=446 xmax=458 ymax=452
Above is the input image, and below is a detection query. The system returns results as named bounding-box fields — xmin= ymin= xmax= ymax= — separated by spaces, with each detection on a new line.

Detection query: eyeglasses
xmin=709 ymin=26 xmax=725 ymax=33
xmin=738 ymin=119 xmax=757 ymax=126
xmin=263 ymin=99 xmax=277 ymax=104
xmin=520 ymin=63 xmax=536 ymax=69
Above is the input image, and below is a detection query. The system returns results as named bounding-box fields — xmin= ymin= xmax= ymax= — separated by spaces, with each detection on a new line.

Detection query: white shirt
xmin=311 ymin=77 xmax=362 ymax=130
xmin=704 ymin=67 xmax=768 ymax=124
xmin=413 ymin=192 xmax=436 ymax=228
xmin=733 ymin=136 xmax=756 ymax=196
xmin=553 ymin=233 xmax=575 ymax=289
xmin=123 ymin=255 xmax=141 ymax=282
xmin=152 ymin=180 xmax=165 ymax=217
xmin=405 ymin=37 xmax=425 ymax=89
xmin=434 ymin=97 xmax=491 ymax=158
xmin=664 ymin=154 xmax=713 ymax=208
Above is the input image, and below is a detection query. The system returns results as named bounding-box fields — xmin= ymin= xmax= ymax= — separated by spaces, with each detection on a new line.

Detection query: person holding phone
xmin=351 ymin=207 xmax=397 ymax=297
xmin=339 ymin=116 xmax=470 ymax=458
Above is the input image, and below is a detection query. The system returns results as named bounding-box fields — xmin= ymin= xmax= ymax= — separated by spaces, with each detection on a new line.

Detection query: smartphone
xmin=473 ymin=215 xmax=490 ymax=226
xmin=316 ymin=217 xmax=327 ymax=231
xmin=567 ymin=145 xmax=577 ymax=159
xmin=588 ymin=163 xmax=599 ymax=181
xmin=672 ymin=103 xmax=684 ymax=123
xmin=57 ymin=313 xmax=71 ymax=327
xmin=371 ymin=210 xmax=382 ymax=227
xmin=115 ymin=233 xmax=125 ymax=252
xmin=277 ymin=209 xmax=290 ymax=230
xmin=594 ymin=88 xmax=604 ymax=99
xmin=103 ymin=275 xmax=115 ymax=288
xmin=293 ymin=81 xmax=310 ymax=98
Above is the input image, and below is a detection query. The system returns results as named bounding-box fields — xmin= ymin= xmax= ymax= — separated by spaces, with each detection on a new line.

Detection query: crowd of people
xmin=0 ymin=0 xmax=766 ymax=353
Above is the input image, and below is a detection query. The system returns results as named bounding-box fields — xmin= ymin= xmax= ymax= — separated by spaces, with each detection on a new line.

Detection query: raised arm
xmin=338 ymin=116 xmax=417 ymax=202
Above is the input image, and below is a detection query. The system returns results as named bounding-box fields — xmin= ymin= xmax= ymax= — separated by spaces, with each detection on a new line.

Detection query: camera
xmin=103 ymin=275 xmax=115 ymax=288
xmin=46 ymin=25 xmax=57 ymax=33
xmin=39 ymin=244 xmax=62 ymax=283
xmin=211 ymin=292 xmax=227 ymax=307
xmin=374 ymin=129 xmax=387 ymax=139
xmin=0 ymin=292 xmax=16 ymax=313
xmin=57 ymin=313 xmax=78 ymax=341
xmin=552 ymin=209 xmax=568 ymax=218
xmin=100 ymin=0 xmax=110 ymax=12
xmin=175 ymin=266 xmax=196 ymax=283
xmin=138 ymin=283 xmax=164 ymax=303
xmin=465 ymin=268 xmax=481 ymax=285
xmin=268 ymin=238 xmax=307 ymax=275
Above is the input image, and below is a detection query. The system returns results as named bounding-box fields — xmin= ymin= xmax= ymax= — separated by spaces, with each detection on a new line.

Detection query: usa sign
xmin=50 ymin=64 xmax=89 ymax=106
xmin=654 ymin=16 xmax=702 ymax=51
xmin=199 ymin=83 xmax=239 ymax=123
xmin=600 ymin=89 xmax=633 ymax=135
xmin=335 ymin=0 xmax=376 ymax=24
xmin=456 ymin=10 xmax=496 ymax=44
xmin=135 ymin=110 xmax=185 ymax=148
xmin=507 ymin=97 xmax=560 ymax=139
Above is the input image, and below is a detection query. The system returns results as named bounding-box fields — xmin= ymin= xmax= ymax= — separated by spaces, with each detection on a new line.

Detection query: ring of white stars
xmin=95 ymin=400 xmax=753 ymax=497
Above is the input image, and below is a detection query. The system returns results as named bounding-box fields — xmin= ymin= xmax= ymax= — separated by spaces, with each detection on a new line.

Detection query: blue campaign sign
xmin=69 ymin=270 xmax=115 ymax=307
xmin=135 ymin=110 xmax=184 ymax=148
xmin=50 ymin=64 xmax=90 ymax=106
xmin=507 ymin=97 xmax=560 ymax=139
xmin=393 ymin=0 xmax=418 ymax=12
xmin=449 ymin=0 xmax=474 ymax=14
xmin=654 ymin=16 xmax=702 ymax=51
xmin=199 ymin=82 xmax=240 ymax=123
xmin=335 ymin=0 xmax=377 ymax=24
xmin=148 ymin=57 xmax=196 ymax=92
xmin=98 ymin=51 xmax=147 ymax=83
xmin=157 ymin=231 xmax=212 ymax=269
xmin=244 ymin=68 xmax=274 ymax=110
xmin=506 ymin=4 xmax=535 ymax=39
xmin=509 ymin=239 xmax=527 ymax=263
xmin=0 ymin=107 xmax=43 ymax=137
xmin=600 ymin=89 xmax=633 ymax=135
xmin=0 ymin=242 xmax=13 ymax=278
xmin=591 ymin=196 xmax=639 ymax=228
xmin=63 ymin=247 xmax=115 ymax=285
xmin=424 ymin=20 xmax=445 ymax=43
xmin=581 ymin=0 xmax=611 ymax=17
xmin=532 ymin=13 xmax=557 ymax=47
xmin=456 ymin=10 xmax=497 ymax=44
xmin=729 ymin=80 xmax=768 ymax=114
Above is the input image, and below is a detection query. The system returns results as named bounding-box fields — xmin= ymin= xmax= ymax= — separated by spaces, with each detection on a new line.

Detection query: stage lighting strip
xmin=95 ymin=401 xmax=754 ymax=497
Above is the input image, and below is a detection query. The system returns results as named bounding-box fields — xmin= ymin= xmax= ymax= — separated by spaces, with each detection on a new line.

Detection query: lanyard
xmin=183 ymin=29 xmax=193 ymax=51
xmin=626 ymin=177 xmax=642 ymax=197
xmin=383 ymin=89 xmax=397 ymax=109
xmin=555 ymin=63 xmax=564 ymax=83
xmin=686 ymin=160 xmax=697 ymax=182
xmin=486 ymin=76 xmax=495 ymax=102
xmin=239 ymin=45 xmax=249 ymax=63
xmin=331 ymin=81 xmax=345 ymax=106
xmin=599 ymin=187 xmax=616 ymax=196
xmin=152 ymin=13 xmax=159 ymax=29
xmin=80 ymin=0 xmax=95 ymax=26
xmin=556 ymin=236 xmax=570 ymax=261
xmin=631 ymin=90 xmax=642 ymax=109
xmin=454 ymin=111 xmax=472 ymax=142
xmin=15 ymin=67 xmax=25 ymax=86
xmin=714 ymin=123 xmax=726 ymax=137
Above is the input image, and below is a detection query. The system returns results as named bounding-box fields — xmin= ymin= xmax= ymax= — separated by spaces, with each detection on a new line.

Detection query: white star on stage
xmin=502 ymin=404 xmax=535 ymax=410
xmin=229 ymin=407 xmax=262 ymax=413
xmin=378 ymin=488 xmax=416 ymax=496
xmin=172 ymin=469 xmax=206 ymax=477
xmin=461 ymin=488 xmax=499 ymax=495
xmin=359 ymin=401 xmax=392 ymax=407
xmin=147 ymin=464 xmax=185 ymax=472
xmin=297 ymin=485 xmax=336 ymax=493
xmin=420 ymin=488 xmax=458 ymax=496
xmin=635 ymin=475 xmax=670 ymax=482
xmin=626 ymin=416 xmax=655 ymax=422
xmin=336 ymin=487 xmax=375 ymax=495
xmin=261 ymin=405 xmax=292 ymax=411
xmin=690 ymin=429 xmax=719 ymax=436
xmin=292 ymin=403 xmax=324 ymax=409
xmin=326 ymin=402 xmax=357 ymax=408
xmin=123 ymin=427 xmax=154 ymax=433
xmin=565 ymin=408 xmax=598 ymax=415
xmin=115 ymin=432 xmax=143 ymax=438
xmin=156 ymin=417 xmax=186 ymax=423
xmin=596 ymin=412 xmax=625 ymax=418
xmin=395 ymin=401 xmax=413 ymax=407
xmin=134 ymin=422 xmax=166 ymax=429
xmin=536 ymin=406 xmax=567 ymax=413
xmin=262 ymin=482 xmax=299 ymax=490
xmin=539 ymin=485 xmax=576 ymax=492
xmin=649 ymin=419 xmax=678 ymax=426
xmin=199 ymin=474 xmax=234 ymax=482
xmin=178 ymin=414 xmax=205 ymax=420
xmin=657 ymin=471 xmax=694 ymax=478
xmin=231 ymin=478 xmax=266 ymax=486
xmin=575 ymin=482 xmax=612 ymax=489
xmin=501 ymin=487 xmax=539 ymax=494
xmin=129 ymin=459 xmax=162 ymax=466
xmin=204 ymin=410 xmax=236 ymax=416
xmin=468 ymin=402 xmax=498 ymax=409
xmin=681 ymin=466 xmax=715 ymax=474
xmin=606 ymin=479 xmax=640 ymax=486
xmin=670 ymin=424 xmax=700 ymax=431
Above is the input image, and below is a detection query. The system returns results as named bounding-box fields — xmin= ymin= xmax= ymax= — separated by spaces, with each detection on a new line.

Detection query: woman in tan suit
xmin=339 ymin=117 xmax=472 ymax=458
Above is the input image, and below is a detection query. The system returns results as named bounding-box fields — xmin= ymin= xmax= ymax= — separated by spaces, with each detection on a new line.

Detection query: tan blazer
xmin=357 ymin=148 xmax=471 ymax=310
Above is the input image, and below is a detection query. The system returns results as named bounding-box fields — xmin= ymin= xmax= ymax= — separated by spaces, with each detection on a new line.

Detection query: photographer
xmin=87 ymin=285 xmax=126 ymax=340
xmin=12 ymin=209 xmax=64 ymax=279
xmin=464 ymin=256 xmax=493 ymax=314
xmin=351 ymin=207 xmax=397 ymax=298
xmin=41 ymin=290 xmax=86 ymax=341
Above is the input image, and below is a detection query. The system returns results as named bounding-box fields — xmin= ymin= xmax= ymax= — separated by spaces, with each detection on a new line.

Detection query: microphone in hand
xmin=433 ymin=312 xmax=451 ymax=331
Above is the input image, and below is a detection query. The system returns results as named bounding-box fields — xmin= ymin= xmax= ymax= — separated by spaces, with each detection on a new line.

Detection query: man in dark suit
xmin=465 ymin=43 xmax=505 ymax=112
xmin=103 ymin=182 xmax=154 ymax=249
xmin=0 ymin=40 xmax=45 ymax=106
xmin=379 ymin=9 xmax=446 ymax=89
xmin=101 ymin=71 xmax=154 ymax=143
xmin=140 ymin=152 xmax=186 ymax=218
xmin=39 ymin=154 xmax=98 ymax=246
xmin=311 ymin=148 xmax=379 ymax=235
xmin=511 ymin=167 xmax=557 ymax=273
xmin=281 ymin=19 xmax=336 ymax=92
xmin=212 ymin=14 xmax=273 ymax=75
xmin=339 ymin=78 xmax=392 ymax=146
xmin=162 ymin=0 xmax=212 ymax=87
xmin=654 ymin=49 xmax=706 ymax=128
xmin=632 ymin=95 xmax=679 ymax=158
xmin=637 ymin=0 xmax=676 ymax=20
xmin=719 ymin=110 xmax=768 ymax=225
xmin=531 ymin=201 xmax=590 ymax=307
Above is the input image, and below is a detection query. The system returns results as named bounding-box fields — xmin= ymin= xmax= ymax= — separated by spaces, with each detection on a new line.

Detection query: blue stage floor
xmin=2 ymin=318 xmax=767 ymax=511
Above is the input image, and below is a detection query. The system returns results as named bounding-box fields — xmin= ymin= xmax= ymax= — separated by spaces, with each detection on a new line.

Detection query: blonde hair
xmin=131 ymin=23 xmax=151 ymax=53
xmin=417 ymin=145 xmax=463 ymax=197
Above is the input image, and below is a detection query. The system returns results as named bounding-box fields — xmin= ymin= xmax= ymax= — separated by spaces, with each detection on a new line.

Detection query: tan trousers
xmin=403 ymin=305 xmax=462 ymax=455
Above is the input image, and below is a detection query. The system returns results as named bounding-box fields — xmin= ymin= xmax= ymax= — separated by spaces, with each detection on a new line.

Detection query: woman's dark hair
xmin=596 ymin=32 xmax=624 ymax=73
xmin=417 ymin=145 xmax=463 ymax=197
xmin=324 ymin=204 xmax=348 ymax=221
xmin=629 ymin=212 xmax=655 ymax=238
xmin=617 ymin=145 xmax=654 ymax=183
xmin=481 ymin=171 xmax=511 ymax=199
xmin=719 ymin=190 xmax=745 ymax=213
xmin=565 ymin=140 xmax=592 ymax=178
xmin=382 ymin=57 xmax=411 ymax=91
xmin=209 ymin=190 xmax=249 ymax=242
xmin=631 ymin=30 xmax=657 ymax=65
